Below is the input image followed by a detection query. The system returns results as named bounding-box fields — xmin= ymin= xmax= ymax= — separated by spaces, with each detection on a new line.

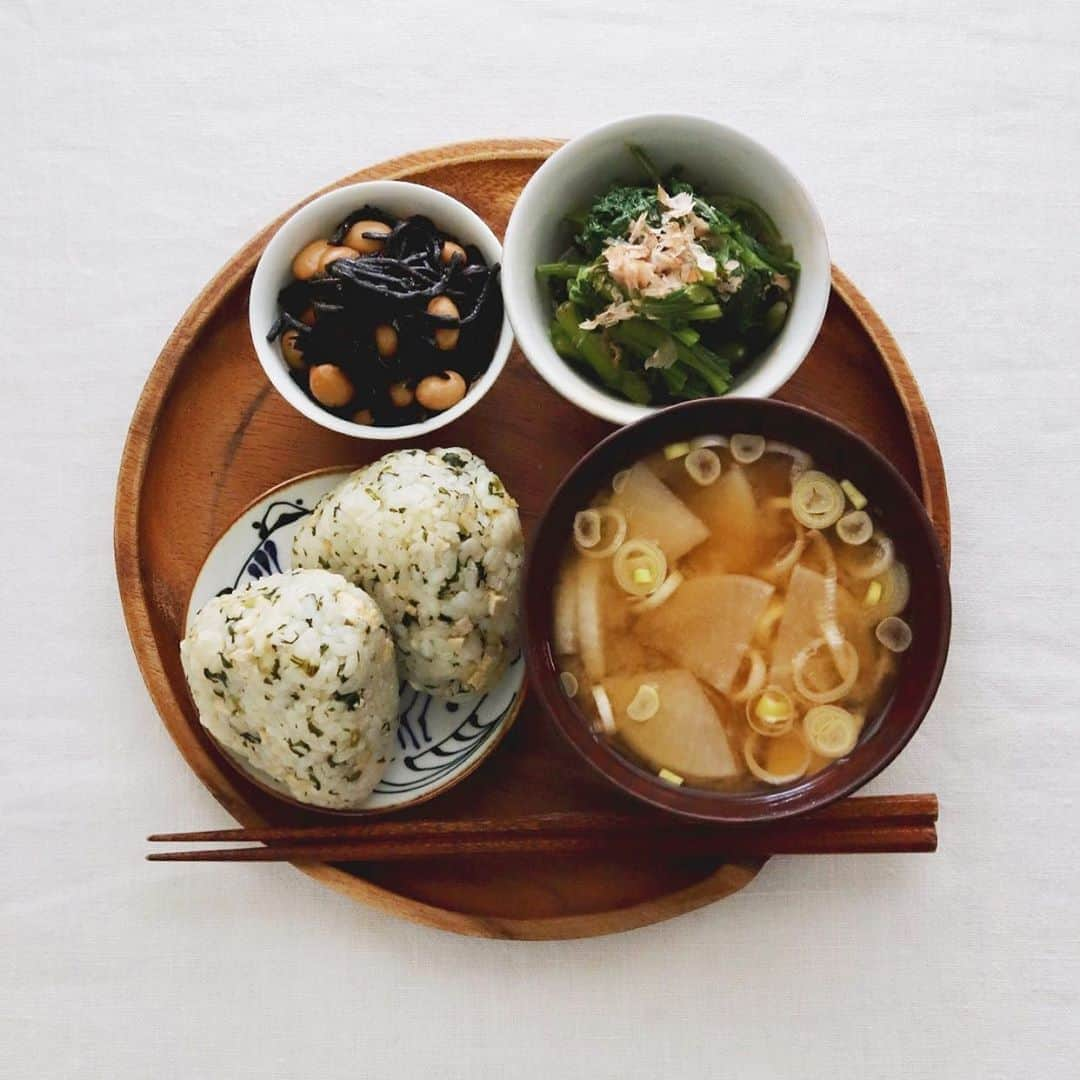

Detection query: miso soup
xmin=552 ymin=435 xmax=912 ymax=792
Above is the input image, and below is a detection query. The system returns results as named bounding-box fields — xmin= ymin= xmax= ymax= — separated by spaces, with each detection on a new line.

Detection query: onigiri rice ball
xmin=292 ymin=448 xmax=523 ymax=698
xmin=180 ymin=568 xmax=399 ymax=810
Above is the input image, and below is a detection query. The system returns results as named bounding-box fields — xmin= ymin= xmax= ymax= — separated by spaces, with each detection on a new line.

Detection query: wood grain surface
xmin=115 ymin=139 xmax=951 ymax=939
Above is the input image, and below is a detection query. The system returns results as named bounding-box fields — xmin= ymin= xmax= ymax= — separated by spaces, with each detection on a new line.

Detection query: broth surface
xmin=553 ymin=439 xmax=910 ymax=792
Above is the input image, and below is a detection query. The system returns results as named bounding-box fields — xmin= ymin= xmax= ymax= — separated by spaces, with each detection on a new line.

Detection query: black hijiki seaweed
xmin=267 ymin=208 xmax=503 ymax=427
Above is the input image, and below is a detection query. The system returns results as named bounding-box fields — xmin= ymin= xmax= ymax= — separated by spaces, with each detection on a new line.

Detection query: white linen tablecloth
xmin=3 ymin=2 xmax=1077 ymax=1076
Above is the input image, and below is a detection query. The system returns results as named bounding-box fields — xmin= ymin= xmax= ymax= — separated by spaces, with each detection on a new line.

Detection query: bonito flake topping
xmin=580 ymin=187 xmax=739 ymax=331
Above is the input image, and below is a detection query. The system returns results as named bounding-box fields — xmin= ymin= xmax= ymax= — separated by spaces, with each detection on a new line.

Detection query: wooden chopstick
xmin=148 ymin=793 xmax=936 ymax=844
xmin=148 ymin=824 xmax=936 ymax=862
xmin=147 ymin=794 xmax=937 ymax=862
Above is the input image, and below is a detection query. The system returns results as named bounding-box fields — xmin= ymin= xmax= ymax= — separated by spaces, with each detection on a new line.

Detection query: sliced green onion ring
xmin=765 ymin=440 xmax=813 ymax=479
xmin=731 ymin=648 xmax=768 ymax=703
xmin=847 ymin=531 xmax=895 ymax=579
xmin=867 ymin=562 xmax=910 ymax=618
xmin=744 ymin=731 xmax=811 ymax=786
xmin=690 ymin=434 xmax=728 ymax=450
xmin=612 ymin=469 xmax=631 ymax=494
xmin=840 ymin=479 xmax=868 ymax=510
xmin=630 ymin=569 xmax=684 ymax=613
xmin=803 ymin=705 xmax=860 ymax=758
xmin=592 ymin=685 xmax=616 ymax=735
xmin=559 ymin=670 xmax=579 ymax=697
xmin=730 ymin=433 xmax=766 ymax=464
xmin=612 ymin=539 xmax=667 ymax=597
xmin=792 ymin=470 xmax=846 ymax=529
xmin=747 ymin=685 xmax=797 ymax=737
xmin=876 ymin=615 xmax=913 ymax=653
xmin=573 ymin=510 xmax=601 ymax=549
xmin=685 ymin=447 xmax=722 ymax=485
xmin=627 ymin=683 xmax=660 ymax=722
xmin=837 ymin=510 xmax=873 ymax=545
xmin=755 ymin=599 xmax=786 ymax=647
xmin=792 ymin=637 xmax=860 ymax=705
xmin=574 ymin=506 xmax=627 ymax=558
xmin=663 ymin=441 xmax=692 ymax=460
xmin=805 ymin=528 xmax=838 ymax=580
xmin=762 ymin=521 xmax=806 ymax=583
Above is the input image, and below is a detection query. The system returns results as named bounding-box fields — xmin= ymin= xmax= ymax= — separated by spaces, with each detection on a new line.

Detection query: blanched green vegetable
xmin=554 ymin=302 xmax=651 ymax=405
xmin=538 ymin=145 xmax=799 ymax=406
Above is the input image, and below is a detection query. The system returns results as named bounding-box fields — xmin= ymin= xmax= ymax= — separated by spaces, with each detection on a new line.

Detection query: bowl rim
xmin=523 ymin=398 xmax=951 ymax=823
xmin=502 ymin=112 xmax=831 ymax=426
xmin=248 ymin=178 xmax=513 ymax=441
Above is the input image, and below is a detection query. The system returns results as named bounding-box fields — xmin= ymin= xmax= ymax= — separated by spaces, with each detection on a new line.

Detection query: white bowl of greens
xmin=502 ymin=115 xmax=830 ymax=425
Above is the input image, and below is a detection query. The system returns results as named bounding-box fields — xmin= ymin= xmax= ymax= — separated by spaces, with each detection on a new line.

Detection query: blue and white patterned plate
xmin=186 ymin=469 xmax=525 ymax=814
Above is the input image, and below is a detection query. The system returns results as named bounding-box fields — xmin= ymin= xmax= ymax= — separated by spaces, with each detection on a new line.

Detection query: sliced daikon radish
xmin=577 ymin=560 xmax=605 ymax=681
xmin=553 ymin=561 xmax=578 ymax=655
xmin=635 ymin=574 xmax=774 ymax=694
xmin=609 ymin=463 xmax=709 ymax=561
xmin=683 ymin=465 xmax=759 ymax=573
xmin=768 ymin=565 xmax=875 ymax=695
xmin=602 ymin=669 xmax=738 ymax=781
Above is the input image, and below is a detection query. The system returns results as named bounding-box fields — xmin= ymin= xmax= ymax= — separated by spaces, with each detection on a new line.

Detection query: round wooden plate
xmin=115 ymin=139 xmax=950 ymax=940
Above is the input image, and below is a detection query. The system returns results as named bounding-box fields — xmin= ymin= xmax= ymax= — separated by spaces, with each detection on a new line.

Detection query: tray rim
xmin=115 ymin=138 xmax=951 ymax=940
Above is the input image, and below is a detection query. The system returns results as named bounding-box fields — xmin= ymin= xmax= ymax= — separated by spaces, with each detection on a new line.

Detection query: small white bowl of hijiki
xmin=502 ymin=115 xmax=830 ymax=426
xmin=249 ymin=180 xmax=512 ymax=438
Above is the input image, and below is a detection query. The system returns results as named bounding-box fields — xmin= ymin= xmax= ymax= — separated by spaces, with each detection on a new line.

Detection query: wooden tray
xmin=115 ymin=139 xmax=950 ymax=940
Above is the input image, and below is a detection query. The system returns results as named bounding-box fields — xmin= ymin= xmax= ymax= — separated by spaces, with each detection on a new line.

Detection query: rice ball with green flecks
xmin=180 ymin=568 xmax=398 ymax=809
xmin=292 ymin=448 xmax=523 ymax=699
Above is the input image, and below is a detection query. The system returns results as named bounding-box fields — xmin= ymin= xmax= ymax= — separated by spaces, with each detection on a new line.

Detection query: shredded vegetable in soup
xmin=552 ymin=438 xmax=912 ymax=792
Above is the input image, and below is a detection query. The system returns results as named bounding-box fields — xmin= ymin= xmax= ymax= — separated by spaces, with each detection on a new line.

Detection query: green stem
xmin=553 ymin=304 xmax=651 ymax=405
xmin=611 ymin=320 xmax=731 ymax=397
xmin=536 ymin=262 xmax=584 ymax=280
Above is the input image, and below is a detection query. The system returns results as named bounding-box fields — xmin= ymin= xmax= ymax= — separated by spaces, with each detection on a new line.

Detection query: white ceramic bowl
xmin=502 ymin=114 xmax=830 ymax=426
xmin=249 ymin=180 xmax=513 ymax=440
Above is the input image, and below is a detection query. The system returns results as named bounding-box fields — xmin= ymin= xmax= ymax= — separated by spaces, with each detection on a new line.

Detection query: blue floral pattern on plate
xmin=186 ymin=470 xmax=524 ymax=812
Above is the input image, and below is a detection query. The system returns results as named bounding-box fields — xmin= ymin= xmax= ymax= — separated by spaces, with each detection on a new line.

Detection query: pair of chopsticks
xmin=148 ymin=793 xmax=937 ymax=863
